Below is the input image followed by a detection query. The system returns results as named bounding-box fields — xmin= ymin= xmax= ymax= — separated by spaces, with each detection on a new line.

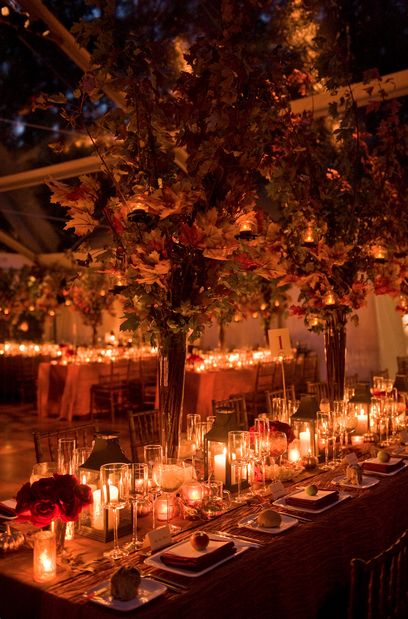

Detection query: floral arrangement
xmin=65 ymin=271 xmax=116 ymax=345
xmin=15 ymin=474 xmax=93 ymax=528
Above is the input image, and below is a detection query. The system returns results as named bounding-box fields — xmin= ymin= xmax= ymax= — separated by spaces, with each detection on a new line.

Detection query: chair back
xmin=255 ymin=362 xmax=278 ymax=392
xmin=139 ymin=357 xmax=158 ymax=408
xmin=98 ymin=360 xmax=129 ymax=387
xmin=128 ymin=409 xmax=161 ymax=461
xmin=307 ymin=381 xmax=341 ymax=403
xmin=370 ymin=369 xmax=389 ymax=380
xmin=212 ymin=396 xmax=248 ymax=430
xmin=265 ymin=386 xmax=297 ymax=421
xmin=349 ymin=529 xmax=408 ymax=619
xmin=397 ymin=357 xmax=408 ymax=376
xmin=33 ymin=421 xmax=99 ymax=463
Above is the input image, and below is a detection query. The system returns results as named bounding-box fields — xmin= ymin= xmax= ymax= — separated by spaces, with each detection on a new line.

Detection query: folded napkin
xmin=362 ymin=457 xmax=404 ymax=474
xmin=285 ymin=490 xmax=339 ymax=510
xmin=0 ymin=502 xmax=17 ymax=518
xmin=160 ymin=540 xmax=236 ymax=571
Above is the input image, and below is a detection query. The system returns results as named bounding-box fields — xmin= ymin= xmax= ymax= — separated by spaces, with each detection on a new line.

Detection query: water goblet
xmin=124 ymin=463 xmax=148 ymax=552
xmin=268 ymin=431 xmax=288 ymax=478
xmin=143 ymin=444 xmax=163 ymax=529
xmin=156 ymin=458 xmax=186 ymax=534
xmin=100 ymin=463 xmax=130 ymax=560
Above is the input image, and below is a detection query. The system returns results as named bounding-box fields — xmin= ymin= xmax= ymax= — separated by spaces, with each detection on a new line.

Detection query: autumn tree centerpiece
xmin=46 ymin=2 xmax=312 ymax=456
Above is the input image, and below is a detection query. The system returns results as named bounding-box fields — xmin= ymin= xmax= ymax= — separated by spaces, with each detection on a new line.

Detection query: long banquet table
xmin=1 ymin=461 xmax=408 ymax=619
xmin=37 ymin=361 xmax=258 ymax=421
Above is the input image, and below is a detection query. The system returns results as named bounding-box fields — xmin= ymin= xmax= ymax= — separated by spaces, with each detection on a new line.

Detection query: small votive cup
xmin=33 ymin=531 xmax=56 ymax=583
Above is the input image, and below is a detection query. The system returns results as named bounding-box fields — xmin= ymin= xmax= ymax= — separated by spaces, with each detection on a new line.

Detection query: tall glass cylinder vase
xmin=158 ymin=331 xmax=188 ymax=460
xmin=324 ymin=309 xmax=347 ymax=405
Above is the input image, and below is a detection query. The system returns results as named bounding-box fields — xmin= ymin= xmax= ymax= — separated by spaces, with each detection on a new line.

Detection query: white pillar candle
xmin=299 ymin=429 xmax=311 ymax=457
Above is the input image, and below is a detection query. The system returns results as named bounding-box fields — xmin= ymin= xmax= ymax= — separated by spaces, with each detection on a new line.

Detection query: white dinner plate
xmin=0 ymin=499 xmax=17 ymax=520
xmin=238 ymin=513 xmax=298 ymax=534
xmin=272 ymin=491 xmax=351 ymax=514
xmin=84 ymin=577 xmax=166 ymax=611
xmin=330 ymin=475 xmax=379 ymax=489
xmin=144 ymin=534 xmax=250 ymax=578
xmin=362 ymin=461 xmax=408 ymax=477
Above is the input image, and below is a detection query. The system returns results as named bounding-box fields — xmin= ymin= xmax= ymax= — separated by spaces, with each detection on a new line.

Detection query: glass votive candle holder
xmin=33 ymin=531 xmax=56 ymax=583
xmin=181 ymin=481 xmax=204 ymax=507
xmin=155 ymin=496 xmax=176 ymax=522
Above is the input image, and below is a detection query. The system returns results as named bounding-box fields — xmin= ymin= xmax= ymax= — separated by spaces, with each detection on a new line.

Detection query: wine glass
xmin=268 ymin=431 xmax=288 ymax=479
xmin=254 ymin=418 xmax=270 ymax=492
xmin=228 ymin=431 xmax=250 ymax=502
xmin=156 ymin=458 xmax=185 ymax=534
xmin=100 ymin=463 xmax=130 ymax=560
xmin=316 ymin=412 xmax=334 ymax=470
xmin=123 ymin=463 xmax=148 ymax=553
xmin=344 ymin=404 xmax=358 ymax=445
xmin=143 ymin=444 xmax=163 ymax=530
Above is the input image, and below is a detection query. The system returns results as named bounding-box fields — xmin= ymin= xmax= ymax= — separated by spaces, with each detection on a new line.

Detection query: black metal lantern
xmin=204 ymin=410 xmax=247 ymax=492
xmin=78 ymin=432 xmax=131 ymax=542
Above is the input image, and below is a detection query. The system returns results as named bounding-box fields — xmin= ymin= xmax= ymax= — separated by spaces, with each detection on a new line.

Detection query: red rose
xmin=58 ymin=496 xmax=82 ymax=522
xmin=75 ymin=484 xmax=93 ymax=506
xmin=30 ymin=499 xmax=60 ymax=527
xmin=15 ymin=482 xmax=34 ymax=513
xmin=53 ymin=474 xmax=77 ymax=503
xmin=31 ymin=477 xmax=57 ymax=501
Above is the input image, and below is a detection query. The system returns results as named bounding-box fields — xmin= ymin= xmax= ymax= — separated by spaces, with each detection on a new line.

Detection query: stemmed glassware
xmin=123 ymin=463 xmax=148 ymax=553
xmin=316 ymin=412 xmax=334 ymax=470
xmin=343 ymin=404 xmax=358 ymax=445
xmin=100 ymin=463 xmax=130 ymax=560
xmin=253 ymin=418 xmax=270 ymax=492
xmin=143 ymin=444 xmax=163 ymax=530
xmin=156 ymin=458 xmax=185 ymax=534
xmin=228 ymin=431 xmax=251 ymax=502
xmin=268 ymin=431 xmax=288 ymax=478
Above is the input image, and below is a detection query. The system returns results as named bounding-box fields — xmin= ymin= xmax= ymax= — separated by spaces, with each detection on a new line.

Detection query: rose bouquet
xmin=15 ymin=474 xmax=93 ymax=528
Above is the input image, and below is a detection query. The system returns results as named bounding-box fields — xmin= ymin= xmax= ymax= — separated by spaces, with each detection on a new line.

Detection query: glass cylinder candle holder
xmin=155 ymin=495 xmax=176 ymax=521
xmin=181 ymin=480 xmax=204 ymax=507
xmin=33 ymin=531 xmax=56 ymax=583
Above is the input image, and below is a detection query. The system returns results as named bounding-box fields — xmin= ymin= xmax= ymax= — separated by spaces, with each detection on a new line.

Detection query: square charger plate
xmin=272 ymin=490 xmax=352 ymax=514
xmin=144 ymin=534 xmax=250 ymax=577
xmin=362 ymin=460 xmax=408 ymax=477
xmin=238 ymin=513 xmax=298 ymax=534
xmin=84 ymin=577 xmax=167 ymax=611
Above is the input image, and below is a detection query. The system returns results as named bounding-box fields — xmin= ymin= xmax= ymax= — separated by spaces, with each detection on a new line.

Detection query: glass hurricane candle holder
xmin=33 ymin=531 xmax=56 ymax=583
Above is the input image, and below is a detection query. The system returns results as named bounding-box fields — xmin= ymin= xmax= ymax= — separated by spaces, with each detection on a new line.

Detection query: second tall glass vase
xmin=158 ymin=331 xmax=188 ymax=459
xmin=324 ymin=308 xmax=347 ymax=405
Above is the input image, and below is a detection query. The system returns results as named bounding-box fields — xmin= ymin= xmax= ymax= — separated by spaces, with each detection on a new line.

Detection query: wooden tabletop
xmin=1 ymin=460 xmax=408 ymax=619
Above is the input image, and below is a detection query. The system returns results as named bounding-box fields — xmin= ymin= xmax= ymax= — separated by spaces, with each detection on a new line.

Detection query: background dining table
xmin=1 ymin=460 xmax=408 ymax=619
